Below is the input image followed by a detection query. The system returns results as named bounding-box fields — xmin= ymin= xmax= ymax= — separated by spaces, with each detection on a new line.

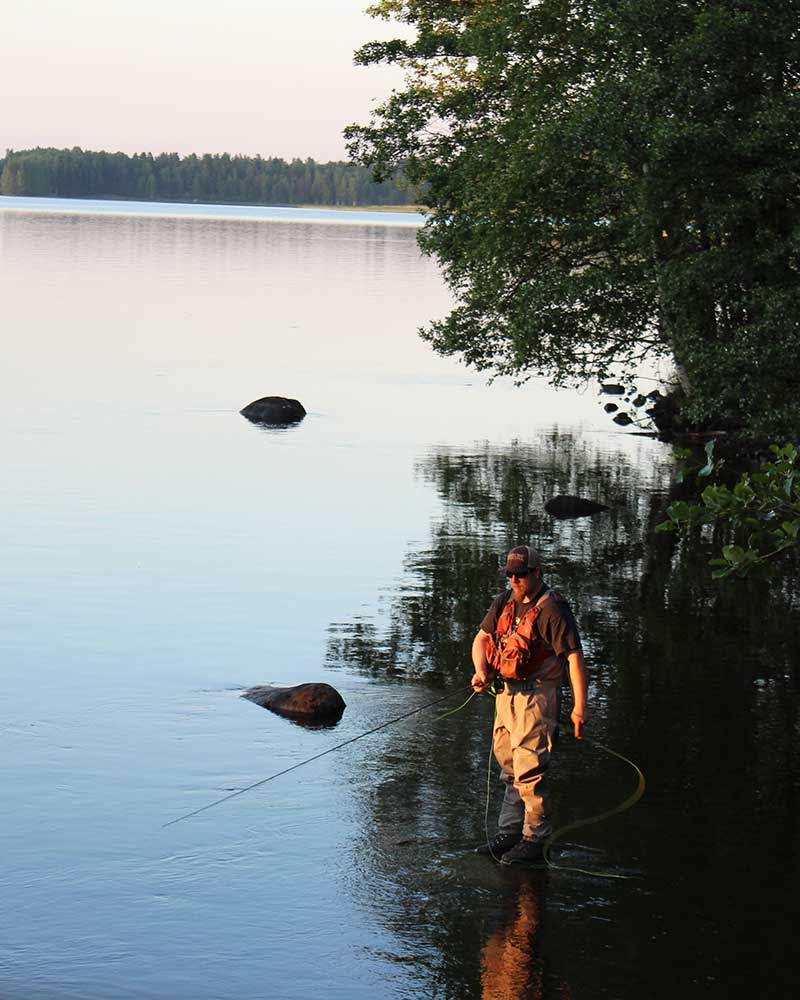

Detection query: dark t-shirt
xmin=480 ymin=584 xmax=583 ymax=658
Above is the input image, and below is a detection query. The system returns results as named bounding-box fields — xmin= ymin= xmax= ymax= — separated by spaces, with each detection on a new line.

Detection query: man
xmin=471 ymin=544 xmax=588 ymax=865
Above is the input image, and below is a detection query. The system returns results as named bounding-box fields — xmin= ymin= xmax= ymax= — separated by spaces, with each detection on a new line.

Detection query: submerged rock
xmin=242 ymin=683 xmax=346 ymax=723
xmin=240 ymin=396 xmax=306 ymax=426
xmin=544 ymin=495 xmax=609 ymax=519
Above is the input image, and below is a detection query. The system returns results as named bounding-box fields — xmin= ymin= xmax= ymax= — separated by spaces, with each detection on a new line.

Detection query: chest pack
xmin=488 ymin=589 xmax=565 ymax=681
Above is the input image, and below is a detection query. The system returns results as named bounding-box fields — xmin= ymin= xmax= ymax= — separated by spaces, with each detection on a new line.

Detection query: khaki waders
xmin=493 ymin=679 xmax=561 ymax=842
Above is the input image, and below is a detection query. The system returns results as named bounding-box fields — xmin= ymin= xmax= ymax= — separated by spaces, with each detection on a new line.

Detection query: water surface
xmin=1 ymin=197 xmax=797 ymax=999
xmin=0 ymin=194 xmax=425 ymax=226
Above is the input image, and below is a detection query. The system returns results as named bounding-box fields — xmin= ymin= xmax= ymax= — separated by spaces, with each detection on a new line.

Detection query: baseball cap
xmin=502 ymin=545 xmax=542 ymax=575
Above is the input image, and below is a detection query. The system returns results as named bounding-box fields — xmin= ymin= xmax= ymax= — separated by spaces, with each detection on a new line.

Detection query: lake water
xmin=1 ymin=196 xmax=798 ymax=1000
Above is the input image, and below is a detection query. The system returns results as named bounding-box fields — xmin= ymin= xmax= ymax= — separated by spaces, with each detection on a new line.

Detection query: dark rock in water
xmin=613 ymin=412 xmax=634 ymax=426
xmin=242 ymin=683 xmax=346 ymax=722
xmin=604 ymin=402 xmax=619 ymax=413
xmin=600 ymin=383 xmax=625 ymax=395
xmin=544 ymin=495 xmax=609 ymax=519
xmin=240 ymin=396 xmax=306 ymax=426
xmin=632 ymin=394 xmax=648 ymax=408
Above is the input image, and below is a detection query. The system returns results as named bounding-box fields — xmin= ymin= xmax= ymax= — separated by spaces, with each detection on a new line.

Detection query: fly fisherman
xmin=471 ymin=545 xmax=589 ymax=865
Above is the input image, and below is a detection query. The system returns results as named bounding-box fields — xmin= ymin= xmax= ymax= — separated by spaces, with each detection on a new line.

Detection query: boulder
xmin=600 ymin=383 xmax=626 ymax=395
xmin=240 ymin=396 xmax=306 ymax=426
xmin=242 ymin=683 xmax=346 ymax=723
xmin=613 ymin=412 xmax=634 ymax=426
xmin=544 ymin=495 xmax=609 ymax=519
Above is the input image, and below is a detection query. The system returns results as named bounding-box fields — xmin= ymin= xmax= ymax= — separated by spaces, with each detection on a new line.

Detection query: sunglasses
xmin=505 ymin=569 xmax=531 ymax=579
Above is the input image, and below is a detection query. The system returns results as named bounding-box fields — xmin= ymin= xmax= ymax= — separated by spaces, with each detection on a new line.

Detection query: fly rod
xmin=162 ymin=685 xmax=474 ymax=829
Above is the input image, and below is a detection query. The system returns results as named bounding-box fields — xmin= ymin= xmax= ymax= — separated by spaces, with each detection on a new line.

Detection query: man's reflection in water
xmin=480 ymin=873 xmax=573 ymax=1000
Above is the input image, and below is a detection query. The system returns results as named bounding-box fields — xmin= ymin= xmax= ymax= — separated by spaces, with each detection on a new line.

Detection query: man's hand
xmin=571 ymin=709 xmax=587 ymax=739
xmin=471 ymin=670 xmax=493 ymax=692
xmin=471 ymin=629 xmax=495 ymax=692
xmin=567 ymin=651 xmax=588 ymax=739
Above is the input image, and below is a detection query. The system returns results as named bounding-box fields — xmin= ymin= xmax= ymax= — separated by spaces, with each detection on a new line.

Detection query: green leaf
xmin=697 ymin=460 xmax=714 ymax=478
xmin=666 ymin=500 xmax=692 ymax=521
xmin=722 ymin=545 xmax=745 ymax=564
xmin=781 ymin=520 xmax=800 ymax=540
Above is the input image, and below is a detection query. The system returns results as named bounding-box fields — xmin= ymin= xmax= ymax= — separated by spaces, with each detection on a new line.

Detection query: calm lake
xmin=1 ymin=195 xmax=798 ymax=1000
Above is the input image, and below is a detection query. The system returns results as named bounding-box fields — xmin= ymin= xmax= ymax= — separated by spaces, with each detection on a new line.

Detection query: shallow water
xmin=0 ymin=194 xmax=426 ymax=227
xmin=1 ymin=197 xmax=798 ymax=999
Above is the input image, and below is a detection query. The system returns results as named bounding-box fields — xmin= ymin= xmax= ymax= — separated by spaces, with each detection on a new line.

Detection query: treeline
xmin=0 ymin=147 xmax=415 ymax=207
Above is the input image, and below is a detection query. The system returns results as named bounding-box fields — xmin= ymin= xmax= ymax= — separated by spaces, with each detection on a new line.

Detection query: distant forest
xmin=0 ymin=147 xmax=415 ymax=207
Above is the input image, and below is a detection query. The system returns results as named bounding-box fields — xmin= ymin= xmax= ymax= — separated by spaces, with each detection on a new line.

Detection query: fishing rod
xmin=162 ymin=685 xmax=474 ymax=829
xmin=164 ymin=679 xmax=645 ymax=878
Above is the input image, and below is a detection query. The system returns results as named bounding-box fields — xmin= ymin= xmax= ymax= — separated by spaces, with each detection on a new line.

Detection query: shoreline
xmin=0 ymin=194 xmax=426 ymax=227
xmin=0 ymin=192 xmax=422 ymax=213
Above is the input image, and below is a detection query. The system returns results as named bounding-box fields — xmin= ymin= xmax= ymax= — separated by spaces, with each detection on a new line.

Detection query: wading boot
xmin=475 ymin=831 xmax=522 ymax=858
xmin=500 ymin=837 xmax=545 ymax=866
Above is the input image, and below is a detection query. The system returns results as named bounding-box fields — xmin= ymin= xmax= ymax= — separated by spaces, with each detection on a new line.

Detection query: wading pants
xmin=493 ymin=679 xmax=560 ymax=842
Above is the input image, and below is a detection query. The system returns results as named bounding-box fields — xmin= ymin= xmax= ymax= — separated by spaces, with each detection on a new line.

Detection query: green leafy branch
xmin=657 ymin=442 xmax=800 ymax=578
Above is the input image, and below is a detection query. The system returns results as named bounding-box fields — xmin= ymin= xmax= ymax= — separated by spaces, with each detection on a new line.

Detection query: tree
xmin=0 ymin=147 xmax=415 ymax=209
xmin=346 ymin=0 xmax=800 ymax=437
xmin=658 ymin=441 xmax=800 ymax=577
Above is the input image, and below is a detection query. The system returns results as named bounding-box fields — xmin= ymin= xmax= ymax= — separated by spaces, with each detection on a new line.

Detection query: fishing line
xmin=429 ymin=689 xmax=478 ymax=722
xmin=482 ymin=685 xmax=508 ymax=863
xmin=541 ymin=733 xmax=645 ymax=879
xmin=162 ymin=685 xmax=473 ymax=829
xmin=485 ymin=712 xmax=504 ymax=862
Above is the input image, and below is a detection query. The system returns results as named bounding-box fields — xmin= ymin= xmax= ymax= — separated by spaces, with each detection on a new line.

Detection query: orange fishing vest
xmin=488 ymin=589 xmax=564 ymax=681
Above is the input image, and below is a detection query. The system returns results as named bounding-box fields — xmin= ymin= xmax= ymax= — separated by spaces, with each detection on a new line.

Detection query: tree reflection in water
xmin=326 ymin=430 xmax=800 ymax=1000
xmin=328 ymin=430 xmax=676 ymax=683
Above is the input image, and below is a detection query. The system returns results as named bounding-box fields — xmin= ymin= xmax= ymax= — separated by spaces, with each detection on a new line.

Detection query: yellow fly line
xmin=542 ymin=736 xmax=646 ymax=879
xmin=468 ymin=686 xmax=646 ymax=878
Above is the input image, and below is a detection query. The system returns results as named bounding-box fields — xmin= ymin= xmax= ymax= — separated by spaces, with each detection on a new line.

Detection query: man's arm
xmin=471 ymin=629 xmax=495 ymax=691
xmin=567 ymin=651 xmax=589 ymax=739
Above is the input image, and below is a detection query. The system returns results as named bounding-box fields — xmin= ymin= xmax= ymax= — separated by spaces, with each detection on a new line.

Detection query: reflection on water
xmin=479 ymin=876 xmax=570 ymax=1000
xmin=329 ymin=430 xmax=800 ymax=999
xmin=327 ymin=430 xmax=677 ymax=682
xmin=2 ymin=203 xmax=798 ymax=1000
xmin=0 ymin=194 xmax=426 ymax=227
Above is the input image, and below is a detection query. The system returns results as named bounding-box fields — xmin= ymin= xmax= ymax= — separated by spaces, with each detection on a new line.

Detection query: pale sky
xmin=1 ymin=0 xmax=407 ymax=162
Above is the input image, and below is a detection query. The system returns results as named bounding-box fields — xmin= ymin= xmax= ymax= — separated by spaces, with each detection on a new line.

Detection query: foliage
xmin=658 ymin=442 xmax=800 ymax=577
xmin=347 ymin=0 xmax=800 ymax=436
xmin=0 ymin=146 xmax=413 ymax=207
